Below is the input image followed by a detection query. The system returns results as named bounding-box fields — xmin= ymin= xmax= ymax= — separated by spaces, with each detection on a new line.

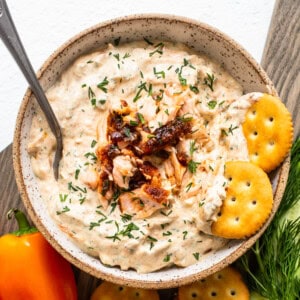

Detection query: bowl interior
xmin=13 ymin=14 xmax=288 ymax=289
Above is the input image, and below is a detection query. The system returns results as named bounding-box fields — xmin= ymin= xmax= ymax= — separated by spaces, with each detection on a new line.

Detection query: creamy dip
xmin=28 ymin=40 xmax=262 ymax=273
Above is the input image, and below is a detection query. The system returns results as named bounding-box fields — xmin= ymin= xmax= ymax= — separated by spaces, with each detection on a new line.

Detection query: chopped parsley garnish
xmin=119 ymin=222 xmax=140 ymax=239
xmin=177 ymin=114 xmax=193 ymax=122
xmin=189 ymin=140 xmax=198 ymax=157
xmin=163 ymin=253 xmax=172 ymax=262
xmin=187 ymin=160 xmax=200 ymax=174
xmin=147 ymin=83 xmax=153 ymax=96
xmin=110 ymin=200 xmax=118 ymax=214
xmin=186 ymin=182 xmax=193 ymax=192
xmin=97 ymin=77 xmax=109 ymax=93
xmin=123 ymin=53 xmax=130 ymax=59
xmin=99 ymin=99 xmax=106 ymax=105
xmin=147 ymin=134 xmax=156 ymax=139
xmin=56 ymin=206 xmax=70 ymax=215
xmin=189 ymin=85 xmax=199 ymax=94
xmin=147 ymin=236 xmax=158 ymax=250
xmin=106 ymin=221 xmax=121 ymax=242
xmin=75 ymin=169 xmax=80 ymax=180
xmin=129 ymin=120 xmax=138 ymax=126
xmin=68 ymin=181 xmax=78 ymax=192
xmin=193 ymin=252 xmax=200 ymax=260
xmin=79 ymin=197 xmax=86 ymax=204
xmin=90 ymin=98 xmax=96 ymax=106
xmin=153 ymin=67 xmax=165 ymax=79
xmin=153 ymin=89 xmax=164 ymax=102
xmin=221 ymin=129 xmax=228 ymax=136
xmin=137 ymin=112 xmax=145 ymax=124
xmin=84 ymin=152 xmax=97 ymax=162
xmin=133 ymin=81 xmax=147 ymax=102
xmin=59 ymin=194 xmax=68 ymax=202
xmin=144 ymin=37 xmax=154 ymax=45
xmin=89 ymin=222 xmax=100 ymax=230
xmin=182 ymin=231 xmax=188 ymax=240
xmin=121 ymin=213 xmax=133 ymax=223
xmin=149 ymin=42 xmax=164 ymax=57
xmin=228 ymin=124 xmax=239 ymax=135
xmin=207 ymin=100 xmax=217 ymax=109
xmin=123 ymin=127 xmax=131 ymax=138
xmin=178 ymin=73 xmax=187 ymax=86
xmin=88 ymin=86 xmax=96 ymax=104
xmin=163 ymin=231 xmax=172 ymax=236
xmin=113 ymin=53 xmax=120 ymax=61
xmin=203 ymin=73 xmax=216 ymax=91
xmin=160 ymin=209 xmax=173 ymax=217
xmin=91 ymin=140 xmax=97 ymax=148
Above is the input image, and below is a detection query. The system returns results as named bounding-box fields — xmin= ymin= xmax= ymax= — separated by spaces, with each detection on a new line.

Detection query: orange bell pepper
xmin=0 ymin=209 xmax=78 ymax=300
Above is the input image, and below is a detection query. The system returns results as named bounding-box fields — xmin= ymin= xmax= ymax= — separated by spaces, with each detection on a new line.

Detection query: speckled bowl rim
xmin=13 ymin=14 xmax=290 ymax=289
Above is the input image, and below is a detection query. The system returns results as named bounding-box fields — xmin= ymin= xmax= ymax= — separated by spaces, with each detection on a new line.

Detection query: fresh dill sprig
xmin=240 ymin=137 xmax=300 ymax=300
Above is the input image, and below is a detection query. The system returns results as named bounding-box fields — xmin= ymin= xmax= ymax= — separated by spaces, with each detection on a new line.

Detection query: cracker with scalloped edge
xmin=211 ymin=161 xmax=273 ymax=239
xmin=90 ymin=281 xmax=160 ymax=300
xmin=177 ymin=266 xmax=249 ymax=300
xmin=242 ymin=93 xmax=293 ymax=172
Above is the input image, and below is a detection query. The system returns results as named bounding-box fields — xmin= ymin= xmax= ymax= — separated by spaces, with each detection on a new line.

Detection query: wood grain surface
xmin=0 ymin=0 xmax=299 ymax=299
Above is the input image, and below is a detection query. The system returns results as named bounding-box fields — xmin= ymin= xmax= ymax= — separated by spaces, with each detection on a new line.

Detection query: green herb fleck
xmin=59 ymin=194 xmax=68 ymax=202
xmin=163 ymin=231 xmax=172 ymax=236
xmin=56 ymin=206 xmax=70 ymax=215
xmin=123 ymin=127 xmax=131 ymax=138
xmin=189 ymin=140 xmax=198 ymax=157
xmin=91 ymin=140 xmax=97 ymax=148
xmin=193 ymin=252 xmax=200 ymax=260
xmin=84 ymin=152 xmax=97 ymax=162
xmin=203 ymin=73 xmax=216 ymax=91
xmin=207 ymin=100 xmax=217 ymax=109
xmin=113 ymin=53 xmax=120 ymax=61
xmin=163 ymin=253 xmax=172 ymax=262
xmin=97 ymin=77 xmax=109 ymax=93
xmin=182 ymin=231 xmax=188 ymax=240
xmin=186 ymin=182 xmax=193 ymax=192
xmin=121 ymin=213 xmax=133 ymax=223
xmin=187 ymin=160 xmax=200 ymax=174
xmin=228 ymin=124 xmax=239 ymax=135
xmin=137 ymin=112 xmax=145 ymax=124
xmin=75 ymin=169 xmax=80 ymax=180
xmin=143 ymin=37 xmax=154 ymax=45
xmin=147 ymin=235 xmax=158 ymax=250
xmin=153 ymin=67 xmax=165 ymax=79
xmin=189 ymin=85 xmax=199 ymax=94
xmin=133 ymin=81 xmax=147 ymax=102
xmin=149 ymin=42 xmax=164 ymax=57
xmin=129 ymin=120 xmax=138 ymax=126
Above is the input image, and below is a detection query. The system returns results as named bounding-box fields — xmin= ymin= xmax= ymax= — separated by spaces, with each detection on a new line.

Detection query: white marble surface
xmin=0 ymin=0 xmax=275 ymax=151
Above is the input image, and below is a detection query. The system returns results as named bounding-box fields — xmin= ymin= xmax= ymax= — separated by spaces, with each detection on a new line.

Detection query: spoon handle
xmin=0 ymin=0 xmax=62 ymax=179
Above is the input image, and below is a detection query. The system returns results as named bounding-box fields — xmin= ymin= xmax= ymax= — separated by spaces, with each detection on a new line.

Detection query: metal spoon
xmin=0 ymin=0 xmax=62 ymax=179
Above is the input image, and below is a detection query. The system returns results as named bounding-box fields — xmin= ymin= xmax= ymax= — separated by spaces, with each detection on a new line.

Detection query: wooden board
xmin=0 ymin=0 xmax=299 ymax=298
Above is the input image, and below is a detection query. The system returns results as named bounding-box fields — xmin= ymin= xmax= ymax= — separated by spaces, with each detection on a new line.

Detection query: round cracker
xmin=178 ymin=266 xmax=249 ymax=300
xmin=211 ymin=161 xmax=273 ymax=239
xmin=90 ymin=281 xmax=160 ymax=300
xmin=242 ymin=93 xmax=293 ymax=172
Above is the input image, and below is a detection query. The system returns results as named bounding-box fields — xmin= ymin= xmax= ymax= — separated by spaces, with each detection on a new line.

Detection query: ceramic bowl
xmin=13 ymin=14 xmax=289 ymax=289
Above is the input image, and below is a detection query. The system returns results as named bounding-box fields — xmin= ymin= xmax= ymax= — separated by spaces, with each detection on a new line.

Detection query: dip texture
xmin=27 ymin=40 xmax=261 ymax=273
